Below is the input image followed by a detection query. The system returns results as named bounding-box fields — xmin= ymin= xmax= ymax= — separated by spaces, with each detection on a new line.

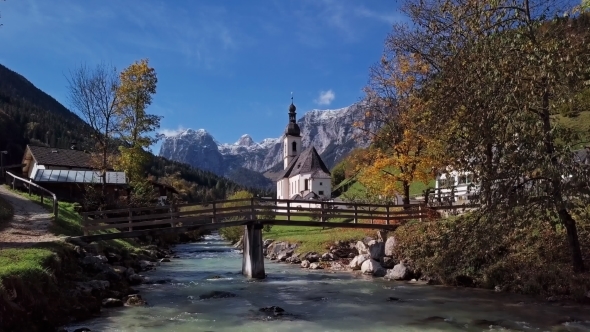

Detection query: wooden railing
xmin=5 ymin=171 xmax=59 ymax=218
xmin=80 ymin=197 xmax=434 ymax=237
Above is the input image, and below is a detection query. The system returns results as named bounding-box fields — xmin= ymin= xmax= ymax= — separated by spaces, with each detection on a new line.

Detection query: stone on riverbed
xmin=309 ymin=262 xmax=323 ymax=269
xmin=259 ymin=306 xmax=285 ymax=316
xmin=380 ymin=256 xmax=395 ymax=269
xmin=301 ymin=260 xmax=310 ymax=268
xmin=356 ymin=241 xmax=369 ymax=255
xmin=386 ymin=263 xmax=410 ymax=280
xmin=349 ymin=254 xmax=371 ymax=270
xmin=361 ymin=259 xmax=386 ymax=277
xmin=384 ymin=236 xmax=397 ymax=257
xmin=102 ymin=298 xmax=124 ymax=308
xmin=199 ymin=290 xmax=237 ymax=299
xmin=125 ymin=294 xmax=147 ymax=306
xmin=367 ymin=240 xmax=385 ymax=261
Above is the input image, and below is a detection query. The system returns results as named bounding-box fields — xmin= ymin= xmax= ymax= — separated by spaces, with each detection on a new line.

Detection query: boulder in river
xmin=386 ymin=263 xmax=410 ymax=280
xmin=349 ymin=254 xmax=371 ymax=270
xmin=199 ymin=290 xmax=237 ymax=299
xmin=367 ymin=240 xmax=385 ymax=261
xmin=259 ymin=306 xmax=285 ymax=316
xmin=102 ymin=298 xmax=124 ymax=308
xmin=361 ymin=259 xmax=386 ymax=277
xmin=355 ymin=241 xmax=369 ymax=255
xmin=384 ymin=236 xmax=396 ymax=257
xmin=301 ymin=260 xmax=310 ymax=268
xmin=125 ymin=294 xmax=147 ymax=306
xmin=380 ymin=256 xmax=395 ymax=269
xmin=309 ymin=262 xmax=323 ymax=269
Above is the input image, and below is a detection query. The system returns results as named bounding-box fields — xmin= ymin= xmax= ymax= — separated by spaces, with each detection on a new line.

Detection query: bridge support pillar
xmin=242 ymin=222 xmax=265 ymax=279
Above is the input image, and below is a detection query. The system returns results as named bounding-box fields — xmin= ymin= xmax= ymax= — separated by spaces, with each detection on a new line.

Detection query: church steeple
xmin=285 ymin=93 xmax=301 ymax=137
xmin=283 ymin=94 xmax=302 ymax=169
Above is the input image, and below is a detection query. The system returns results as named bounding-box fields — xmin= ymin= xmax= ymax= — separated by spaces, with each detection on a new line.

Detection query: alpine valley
xmin=159 ymin=103 xmax=373 ymax=189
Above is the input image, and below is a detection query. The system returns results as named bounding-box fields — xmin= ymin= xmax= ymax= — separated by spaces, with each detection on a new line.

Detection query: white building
xmin=275 ymin=100 xmax=332 ymax=203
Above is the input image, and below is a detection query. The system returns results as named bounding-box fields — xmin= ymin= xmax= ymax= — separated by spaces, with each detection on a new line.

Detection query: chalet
xmin=21 ymin=144 xmax=127 ymax=200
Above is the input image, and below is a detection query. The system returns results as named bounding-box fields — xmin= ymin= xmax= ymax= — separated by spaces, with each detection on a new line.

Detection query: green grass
xmin=0 ymin=246 xmax=56 ymax=280
xmin=263 ymin=215 xmax=375 ymax=253
xmin=0 ymin=195 xmax=13 ymax=223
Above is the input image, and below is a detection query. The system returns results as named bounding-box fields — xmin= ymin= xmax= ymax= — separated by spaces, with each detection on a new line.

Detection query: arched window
xmin=292 ymin=141 xmax=297 ymax=152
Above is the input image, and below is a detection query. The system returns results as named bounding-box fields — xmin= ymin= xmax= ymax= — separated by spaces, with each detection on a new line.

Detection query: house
xmin=20 ymin=144 xmax=127 ymax=200
xmin=431 ymin=147 xmax=590 ymax=204
xmin=275 ymin=99 xmax=332 ymax=203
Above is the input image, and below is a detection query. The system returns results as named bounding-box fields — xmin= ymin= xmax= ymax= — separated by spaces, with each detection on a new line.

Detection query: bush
xmin=393 ymin=209 xmax=590 ymax=299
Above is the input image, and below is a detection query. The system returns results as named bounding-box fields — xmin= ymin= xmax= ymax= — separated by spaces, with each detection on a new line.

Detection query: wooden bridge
xmin=76 ymin=197 xmax=468 ymax=279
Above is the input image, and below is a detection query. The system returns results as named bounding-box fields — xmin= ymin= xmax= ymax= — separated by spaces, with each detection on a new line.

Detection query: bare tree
xmin=66 ymin=63 xmax=120 ymax=197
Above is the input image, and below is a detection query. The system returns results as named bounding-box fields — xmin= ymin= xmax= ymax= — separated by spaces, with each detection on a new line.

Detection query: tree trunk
xmin=402 ymin=181 xmax=410 ymax=209
xmin=557 ymin=206 xmax=586 ymax=273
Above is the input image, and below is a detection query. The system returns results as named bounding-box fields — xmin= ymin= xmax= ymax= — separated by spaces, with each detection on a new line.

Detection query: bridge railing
xmin=5 ymin=171 xmax=58 ymax=218
xmin=80 ymin=197 xmax=434 ymax=237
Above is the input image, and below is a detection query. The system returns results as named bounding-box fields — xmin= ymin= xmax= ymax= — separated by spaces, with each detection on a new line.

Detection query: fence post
xmin=40 ymin=191 xmax=44 ymax=204
xmin=419 ymin=204 xmax=423 ymax=222
xmin=287 ymin=201 xmax=291 ymax=222
xmin=354 ymin=205 xmax=358 ymax=224
xmin=28 ymin=184 xmax=31 ymax=196
xmin=169 ymin=200 xmax=176 ymax=227
xmin=212 ymin=201 xmax=217 ymax=223
xmin=386 ymin=205 xmax=390 ymax=225
xmin=128 ymin=209 xmax=133 ymax=232
xmin=250 ymin=197 xmax=255 ymax=221
xmin=53 ymin=198 xmax=58 ymax=219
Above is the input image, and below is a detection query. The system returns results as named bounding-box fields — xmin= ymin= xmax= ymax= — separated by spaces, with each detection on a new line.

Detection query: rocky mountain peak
xmin=236 ymin=134 xmax=255 ymax=147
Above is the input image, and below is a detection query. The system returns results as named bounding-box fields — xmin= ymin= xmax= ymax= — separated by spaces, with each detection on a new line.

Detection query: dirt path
xmin=0 ymin=185 xmax=60 ymax=248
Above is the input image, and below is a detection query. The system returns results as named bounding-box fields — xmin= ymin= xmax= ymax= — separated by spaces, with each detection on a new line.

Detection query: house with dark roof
xmin=275 ymin=99 xmax=332 ymax=201
xmin=20 ymin=144 xmax=128 ymax=200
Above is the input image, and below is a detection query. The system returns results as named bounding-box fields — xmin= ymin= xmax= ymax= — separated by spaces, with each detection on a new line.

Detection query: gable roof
xmin=33 ymin=169 xmax=127 ymax=185
xmin=277 ymin=146 xmax=331 ymax=179
xmin=26 ymin=145 xmax=92 ymax=169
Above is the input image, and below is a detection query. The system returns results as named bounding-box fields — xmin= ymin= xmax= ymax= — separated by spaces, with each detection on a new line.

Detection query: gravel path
xmin=0 ymin=185 xmax=60 ymax=248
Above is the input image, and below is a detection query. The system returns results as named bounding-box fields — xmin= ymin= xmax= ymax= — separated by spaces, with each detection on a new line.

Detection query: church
xmin=275 ymin=99 xmax=332 ymax=201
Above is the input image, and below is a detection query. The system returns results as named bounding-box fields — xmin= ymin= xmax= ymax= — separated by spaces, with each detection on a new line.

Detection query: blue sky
xmin=0 ymin=0 xmax=403 ymax=152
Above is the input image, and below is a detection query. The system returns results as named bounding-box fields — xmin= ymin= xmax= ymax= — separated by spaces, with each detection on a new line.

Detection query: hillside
xmin=0 ymin=63 xmax=266 ymax=201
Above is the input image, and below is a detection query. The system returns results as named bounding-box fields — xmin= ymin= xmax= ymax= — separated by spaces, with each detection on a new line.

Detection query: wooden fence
xmin=80 ymin=197 xmax=435 ymax=237
xmin=5 ymin=171 xmax=59 ymax=218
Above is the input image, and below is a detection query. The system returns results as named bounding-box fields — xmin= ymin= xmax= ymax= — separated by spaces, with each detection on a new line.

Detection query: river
xmin=66 ymin=234 xmax=590 ymax=332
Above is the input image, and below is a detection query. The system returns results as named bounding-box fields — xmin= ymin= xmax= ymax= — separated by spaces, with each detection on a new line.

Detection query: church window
xmin=319 ymin=182 xmax=322 ymax=186
xmin=319 ymin=191 xmax=324 ymax=195
xmin=292 ymin=142 xmax=297 ymax=152
xmin=304 ymin=179 xmax=309 ymax=191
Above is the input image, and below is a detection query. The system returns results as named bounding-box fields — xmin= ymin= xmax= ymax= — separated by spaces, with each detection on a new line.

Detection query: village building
xmin=20 ymin=144 xmax=127 ymax=200
xmin=275 ymin=99 xmax=332 ymax=202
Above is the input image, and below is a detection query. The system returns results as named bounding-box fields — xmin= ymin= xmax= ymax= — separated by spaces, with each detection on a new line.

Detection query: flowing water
xmin=67 ymin=234 xmax=590 ymax=332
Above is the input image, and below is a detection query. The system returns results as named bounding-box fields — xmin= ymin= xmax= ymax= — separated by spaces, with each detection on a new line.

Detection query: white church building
xmin=275 ymin=99 xmax=332 ymax=203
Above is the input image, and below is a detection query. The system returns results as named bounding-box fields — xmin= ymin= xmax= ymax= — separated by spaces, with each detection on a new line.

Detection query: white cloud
xmin=158 ymin=126 xmax=187 ymax=137
xmin=315 ymin=89 xmax=336 ymax=106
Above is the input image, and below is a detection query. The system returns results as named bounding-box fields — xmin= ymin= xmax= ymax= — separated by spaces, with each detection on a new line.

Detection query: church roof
xmin=277 ymin=146 xmax=331 ymax=179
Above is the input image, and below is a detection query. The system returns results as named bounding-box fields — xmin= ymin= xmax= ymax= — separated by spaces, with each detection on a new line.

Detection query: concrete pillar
xmin=241 ymin=222 xmax=266 ymax=279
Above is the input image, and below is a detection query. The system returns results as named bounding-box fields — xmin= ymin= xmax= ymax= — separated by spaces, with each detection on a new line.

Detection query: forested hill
xmin=0 ymin=63 xmax=271 ymax=201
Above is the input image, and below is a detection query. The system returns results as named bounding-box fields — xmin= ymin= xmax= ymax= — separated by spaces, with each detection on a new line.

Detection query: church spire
xmin=285 ymin=93 xmax=301 ymax=136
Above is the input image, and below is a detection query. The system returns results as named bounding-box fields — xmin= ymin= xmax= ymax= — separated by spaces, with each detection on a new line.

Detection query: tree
xmin=387 ymin=0 xmax=590 ymax=272
xmin=356 ymin=53 xmax=437 ymax=206
xmin=115 ymin=58 xmax=161 ymax=184
xmin=66 ymin=63 xmax=120 ymax=197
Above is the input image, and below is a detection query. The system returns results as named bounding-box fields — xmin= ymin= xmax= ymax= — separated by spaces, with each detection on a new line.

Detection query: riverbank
xmin=0 ymin=186 xmax=206 ymax=331
xmin=259 ymin=213 xmax=590 ymax=304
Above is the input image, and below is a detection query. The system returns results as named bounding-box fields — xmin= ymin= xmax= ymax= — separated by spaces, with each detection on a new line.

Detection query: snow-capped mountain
xmin=159 ymin=103 xmax=373 ymax=188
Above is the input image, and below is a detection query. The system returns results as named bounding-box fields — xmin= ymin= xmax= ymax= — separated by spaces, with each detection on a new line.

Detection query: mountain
xmin=0 ymin=63 xmax=268 ymax=201
xmin=159 ymin=103 xmax=373 ymax=188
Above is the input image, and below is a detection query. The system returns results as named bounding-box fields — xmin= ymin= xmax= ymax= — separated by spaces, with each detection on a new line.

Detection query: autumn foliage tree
xmin=386 ymin=0 xmax=590 ymax=272
xmin=115 ymin=58 xmax=162 ymax=184
xmin=356 ymin=54 xmax=437 ymax=206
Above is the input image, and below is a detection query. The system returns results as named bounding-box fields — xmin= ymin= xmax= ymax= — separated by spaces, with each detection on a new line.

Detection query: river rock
xmin=380 ymin=256 xmax=395 ymax=269
xmin=321 ymin=253 xmax=335 ymax=261
xmin=361 ymin=259 xmax=386 ymax=277
xmin=303 ymin=252 xmax=320 ymax=263
xmin=106 ymin=252 xmax=122 ymax=263
xmin=386 ymin=263 xmax=410 ymax=280
xmin=301 ymin=260 xmax=310 ymax=268
xmin=277 ymin=249 xmax=294 ymax=262
xmin=76 ymin=280 xmax=110 ymax=296
xmin=266 ymin=241 xmax=291 ymax=258
xmin=377 ymin=230 xmax=388 ymax=242
xmin=139 ymin=260 xmax=157 ymax=271
xmin=128 ymin=273 xmax=144 ymax=285
xmin=199 ymin=291 xmax=237 ymax=299
xmin=384 ymin=236 xmax=397 ymax=257
xmin=159 ymin=258 xmax=171 ymax=263
xmin=125 ymin=267 xmax=136 ymax=278
xmin=259 ymin=306 xmax=285 ymax=316
xmin=368 ymin=240 xmax=385 ymax=261
xmin=234 ymin=236 xmax=244 ymax=250
xmin=286 ymin=254 xmax=301 ymax=264
xmin=263 ymin=239 xmax=274 ymax=248
xmin=309 ymin=262 xmax=322 ymax=269
xmin=125 ymin=294 xmax=147 ymax=306
xmin=349 ymin=254 xmax=371 ymax=270
xmin=355 ymin=241 xmax=369 ymax=255
xmin=102 ymin=298 xmax=124 ymax=308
